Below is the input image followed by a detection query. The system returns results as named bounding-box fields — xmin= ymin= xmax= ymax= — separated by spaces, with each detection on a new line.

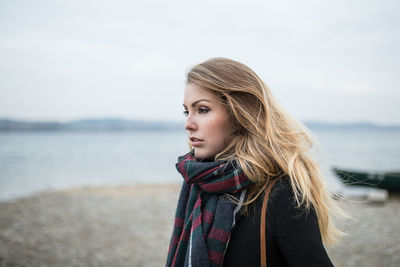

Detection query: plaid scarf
xmin=166 ymin=151 xmax=253 ymax=267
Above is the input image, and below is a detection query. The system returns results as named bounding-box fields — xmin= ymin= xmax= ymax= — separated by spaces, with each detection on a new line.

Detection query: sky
xmin=0 ymin=0 xmax=399 ymax=125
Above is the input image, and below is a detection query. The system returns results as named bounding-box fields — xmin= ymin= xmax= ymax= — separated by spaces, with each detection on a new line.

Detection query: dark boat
xmin=332 ymin=167 xmax=400 ymax=192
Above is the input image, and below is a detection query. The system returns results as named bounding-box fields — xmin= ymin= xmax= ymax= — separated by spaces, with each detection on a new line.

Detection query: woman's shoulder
xmin=269 ymin=175 xmax=294 ymax=202
xmin=249 ymin=176 xmax=293 ymax=210
xmin=246 ymin=176 xmax=311 ymax=220
xmin=267 ymin=176 xmax=315 ymax=219
xmin=265 ymin=176 xmax=320 ymax=230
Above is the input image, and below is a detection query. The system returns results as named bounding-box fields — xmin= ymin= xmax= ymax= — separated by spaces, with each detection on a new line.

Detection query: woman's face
xmin=183 ymin=83 xmax=234 ymax=160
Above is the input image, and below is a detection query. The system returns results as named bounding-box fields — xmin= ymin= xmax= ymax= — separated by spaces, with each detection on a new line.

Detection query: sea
xmin=1 ymin=128 xmax=399 ymax=201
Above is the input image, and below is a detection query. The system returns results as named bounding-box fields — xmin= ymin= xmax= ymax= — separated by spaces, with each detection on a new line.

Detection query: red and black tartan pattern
xmin=166 ymin=151 xmax=252 ymax=267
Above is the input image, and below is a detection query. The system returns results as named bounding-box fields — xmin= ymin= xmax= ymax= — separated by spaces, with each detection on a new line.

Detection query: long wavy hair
xmin=186 ymin=57 xmax=345 ymax=245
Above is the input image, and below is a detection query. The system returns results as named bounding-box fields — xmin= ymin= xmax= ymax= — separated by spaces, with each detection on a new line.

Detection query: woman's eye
xmin=183 ymin=110 xmax=189 ymax=117
xmin=198 ymin=107 xmax=210 ymax=114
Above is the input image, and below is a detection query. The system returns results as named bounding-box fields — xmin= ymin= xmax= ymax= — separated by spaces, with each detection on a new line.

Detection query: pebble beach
xmin=0 ymin=184 xmax=399 ymax=267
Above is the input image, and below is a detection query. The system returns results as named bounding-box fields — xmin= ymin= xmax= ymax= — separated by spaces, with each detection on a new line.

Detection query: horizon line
xmin=1 ymin=116 xmax=400 ymax=127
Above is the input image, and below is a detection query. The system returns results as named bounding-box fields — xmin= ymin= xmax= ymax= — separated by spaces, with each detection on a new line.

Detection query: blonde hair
xmin=186 ymin=57 xmax=344 ymax=246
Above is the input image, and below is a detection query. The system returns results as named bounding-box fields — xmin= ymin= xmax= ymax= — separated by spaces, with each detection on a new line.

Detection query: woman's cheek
xmin=207 ymin=118 xmax=220 ymax=137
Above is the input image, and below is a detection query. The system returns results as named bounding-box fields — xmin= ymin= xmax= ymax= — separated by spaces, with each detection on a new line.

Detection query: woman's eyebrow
xmin=183 ymin=99 xmax=211 ymax=108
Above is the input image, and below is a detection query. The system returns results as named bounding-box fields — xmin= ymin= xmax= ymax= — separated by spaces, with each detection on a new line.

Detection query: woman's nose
xmin=184 ymin=115 xmax=197 ymax=131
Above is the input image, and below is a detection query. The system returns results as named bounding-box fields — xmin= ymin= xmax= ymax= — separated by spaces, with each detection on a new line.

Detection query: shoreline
xmin=0 ymin=182 xmax=182 ymax=203
xmin=1 ymin=184 xmax=399 ymax=267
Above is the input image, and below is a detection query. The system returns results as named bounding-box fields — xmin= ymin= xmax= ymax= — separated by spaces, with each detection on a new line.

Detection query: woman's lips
xmin=190 ymin=137 xmax=204 ymax=147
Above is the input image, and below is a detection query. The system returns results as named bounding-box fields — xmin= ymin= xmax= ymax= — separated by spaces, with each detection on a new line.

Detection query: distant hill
xmin=0 ymin=118 xmax=183 ymax=132
xmin=0 ymin=118 xmax=399 ymax=132
xmin=304 ymin=121 xmax=400 ymax=130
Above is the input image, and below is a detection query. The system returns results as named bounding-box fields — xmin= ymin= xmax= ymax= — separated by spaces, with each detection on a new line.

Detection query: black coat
xmin=223 ymin=177 xmax=334 ymax=267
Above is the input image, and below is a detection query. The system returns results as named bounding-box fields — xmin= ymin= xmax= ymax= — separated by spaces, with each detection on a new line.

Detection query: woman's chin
xmin=194 ymin=149 xmax=215 ymax=162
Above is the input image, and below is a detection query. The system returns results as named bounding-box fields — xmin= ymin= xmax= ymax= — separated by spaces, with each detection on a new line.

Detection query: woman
xmin=166 ymin=58 xmax=343 ymax=267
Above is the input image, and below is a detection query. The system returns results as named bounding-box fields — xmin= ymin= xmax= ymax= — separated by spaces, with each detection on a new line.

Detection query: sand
xmin=0 ymin=184 xmax=399 ymax=267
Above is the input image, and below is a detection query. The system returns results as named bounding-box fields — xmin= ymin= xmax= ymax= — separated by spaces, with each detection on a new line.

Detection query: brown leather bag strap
xmin=260 ymin=179 xmax=278 ymax=267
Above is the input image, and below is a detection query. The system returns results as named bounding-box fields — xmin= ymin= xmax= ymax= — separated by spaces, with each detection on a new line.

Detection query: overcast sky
xmin=0 ymin=0 xmax=399 ymax=125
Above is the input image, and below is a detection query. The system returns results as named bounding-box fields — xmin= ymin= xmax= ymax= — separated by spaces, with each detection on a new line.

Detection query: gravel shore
xmin=0 ymin=185 xmax=399 ymax=267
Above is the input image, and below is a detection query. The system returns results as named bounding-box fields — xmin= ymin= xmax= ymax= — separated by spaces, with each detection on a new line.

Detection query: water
xmin=1 ymin=128 xmax=399 ymax=201
xmin=0 ymin=131 xmax=188 ymax=201
xmin=311 ymin=129 xmax=400 ymax=171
